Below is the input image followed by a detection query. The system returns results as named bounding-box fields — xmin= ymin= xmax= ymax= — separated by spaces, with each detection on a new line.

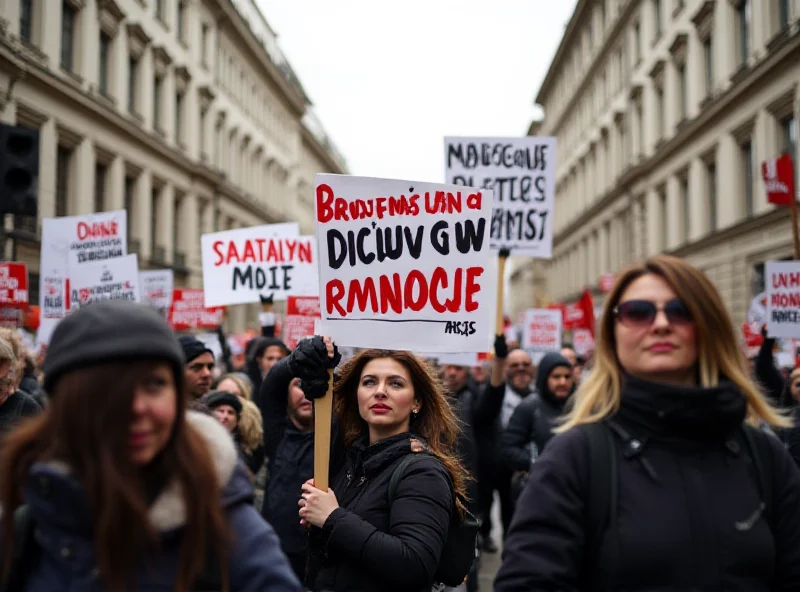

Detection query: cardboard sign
xmin=444 ymin=137 xmax=556 ymax=256
xmin=314 ymin=174 xmax=497 ymax=352
xmin=139 ymin=269 xmax=174 ymax=315
xmin=68 ymin=254 xmax=140 ymax=309
xmin=522 ymin=308 xmax=562 ymax=353
xmin=38 ymin=210 xmax=128 ymax=342
xmin=169 ymin=288 xmax=225 ymax=330
xmin=762 ymin=153 xmax=795 ymax=206
xmin=766 ymin=261 xmax=800 ymax=338
xmin=283 ymin=296 xmax=321 ymax=350
xmin=0 ymin=263 xmax=28 ymax=308
xmin=201 ymin=223 xmax=319 ymax=307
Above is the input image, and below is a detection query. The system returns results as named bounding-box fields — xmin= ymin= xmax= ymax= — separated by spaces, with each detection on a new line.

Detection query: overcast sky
xmin=256 ymin=1 xmax=578 ymax=182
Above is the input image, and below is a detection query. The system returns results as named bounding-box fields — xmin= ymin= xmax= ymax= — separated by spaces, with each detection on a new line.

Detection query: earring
xmin=412 ymin=409 xmax=419 ymax=418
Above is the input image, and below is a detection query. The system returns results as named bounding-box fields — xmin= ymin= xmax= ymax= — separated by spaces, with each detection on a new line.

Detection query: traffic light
xmin=0 ymin=123 xmax=39 ymax=217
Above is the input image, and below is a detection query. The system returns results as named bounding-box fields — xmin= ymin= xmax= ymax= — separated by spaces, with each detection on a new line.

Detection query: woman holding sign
xmin=495 ymin=255 xmax=800 ymax=591
xmin=289 ymin=336 xmax=470 ymax=592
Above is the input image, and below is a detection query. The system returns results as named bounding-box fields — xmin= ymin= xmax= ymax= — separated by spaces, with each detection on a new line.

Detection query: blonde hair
xmin=0 ymin=329 xmax=23 ymax=388
xmin=215 ymin=373 xmax=261 ymax=453
xmin=557 ymin=255 xmax=790 ymax=432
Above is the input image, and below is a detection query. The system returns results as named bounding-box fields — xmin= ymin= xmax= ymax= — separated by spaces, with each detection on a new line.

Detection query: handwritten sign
xmin=315 ymin=174 xmax=497 ymax=352
xmin=522 ymin=308 xmax=562 ymax=353
xmin=201 ymin=223 xmax=319 ymax=307
xmin=169 ymin=288 xmax=225 ymax=331
xmin=139 ymin=269 xmax=174 ymax=316
xmin=766 ymin=261 xmax=800 ymax=338
xmin=445 ymin=137 xmax=556 ymax=256
xmin=68 ymin=254 xmax=140 ymax=309
xmin=0 ymin=263 xmax=28 ymax=308
xmin=283 ymin=296 xmax=321 ymax=350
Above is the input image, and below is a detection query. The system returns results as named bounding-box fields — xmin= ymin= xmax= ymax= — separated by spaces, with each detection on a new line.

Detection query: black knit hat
xmin=205 ymin=390 xmax=242 ymax=415
xmin=42 ymin=300 xmax=185 ymax=394
xmin=178 ymin=335 xmax=214 ymax=365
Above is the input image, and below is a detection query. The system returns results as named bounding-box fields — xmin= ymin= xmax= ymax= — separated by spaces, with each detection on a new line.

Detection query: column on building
xmin=175 ymin=66 xmax=192 ymax=151
xmin=716 ymin=134 xmax=739 ymax=229
xmin=79 ymin=0 xmax=99 ymax=90
xmin=73 ymin=138 xmax=95 ymax=215
xmin=38 ymin=118 xmax=58 ymax=219
xmin=599 ymin=220 xmax=610 ymax=274
xmin=134 ymin=170 xmax=152 ymax=259
xmin=753 ymin=108 xmax=774 ymax=215
xmin=180 ymin=192 xmax=201 ymax=271
xmin=41 ymin=0 xmax=63 ymax=71
xmin=104 ymin=1 xmax=127 ymax=105
xmin=688 ymin=158 xmax=707 ymax=241
xmin=716 ymin=0 xmax=739 ymax=85
xmin=643 ymin=190 xmax=659 ymax=256
xmin=157 ymin=184 xmax=175 ymax=263
xmin=643 ymin=79 xmax=658 ymax=157
xmin=106 ymin=156 xmax=125 ymax=211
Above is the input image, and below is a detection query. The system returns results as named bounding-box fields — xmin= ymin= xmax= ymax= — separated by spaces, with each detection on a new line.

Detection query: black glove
xmin=498 ymin=248 xmax=511 ymax=258
xmin=289 ymin=336 xmax=341 ymax=380
xmin=259 ymin=293 xmax=275 ymax=306
xmin=301 ymin=376 xmax=332 ymax=401
xmin=494 ymin=334 xmax=509 ymax=360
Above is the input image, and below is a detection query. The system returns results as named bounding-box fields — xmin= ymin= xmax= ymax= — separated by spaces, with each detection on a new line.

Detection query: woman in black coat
xmin=292 ymin=339 xmax=470 ymax=592
xmin=495 ymin=255 xmax=800 ymax=591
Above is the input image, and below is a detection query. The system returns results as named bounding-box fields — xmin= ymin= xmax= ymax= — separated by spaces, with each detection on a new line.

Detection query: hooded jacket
xmin=307 ymin=433 xmax=453 ymax=592
xmin=495 ymin=376 xmax=800 ymax=592
xmin=502 ymin=352 xmax=573 ymax=472
xmin=6 ymin=412 xmax=301 ymax=592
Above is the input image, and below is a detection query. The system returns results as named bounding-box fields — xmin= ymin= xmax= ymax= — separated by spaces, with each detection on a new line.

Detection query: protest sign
xmin=522 ymin=308 xmax=562 ymax=354
xmin=314 ymin=174 xmax=497 ymax=352
xmin=201 ymin=223 xmax=319 ymax=307
xmin=283 ymin=296 xmax=321 ymax=350
xmin=572 ymin=328 xmax=595 ymax=358
xmin=0 ymin=309 xmax=21 ymax=328
xmin=68 ymin=254 xmax=140 ymax=309
xmin=444 ymin=137 xmax=556 ymax=256
xmin=0 ymin=263 xmax=28 ymax=308
xmin=38 ymin=210 xmax=127 ymax=342
xmin=430 ymin=352 xmax=479 ymax=367
xmin=169 ymin=288 xmax=225 ymax=331
xmin=766 ymin=261 xmax=800 ymax=338
xmin=139 ymin=269 xmax=174 ymax=316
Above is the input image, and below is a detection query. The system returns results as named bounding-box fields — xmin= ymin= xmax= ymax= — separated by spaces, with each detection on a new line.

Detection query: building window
xmin=680 ymin=175 xmax=690 ymax=241
xmin=124 ymin=175 xmax=135 ymax=243
xmin=94 ymin=162 xmax=107 ymax=213
xmin=201 ymin=24 xmax=210 ymax=66
xmin=654 ymin=0 xmax=663 ymax=38
xmin=703 ymin=36 xmax=713 ymax=96
xmin=128 ymin=57 xmax=138 ymax=113
xmin=177 ymin=1 xmax=186 ymax=42
xmin=60 ymin=2 xmax=77 ymax=72
xmin=156 ymin=0 xmax=165 ymax=22
xmin=175 ymin=92 xmax=183 ymax=144
xmin=154 ymin=76 xmax=163 ymax=129
xmin=781 ymin=114 xmax=798 ymax=188
xmin=20 ymin=0 xmax=33 ymax=43
xmin=706 ymin=161 xmax=717 ymax=232
xmin=741 ymin=140 xmax=754 ymax=219
xmin=677 ymin=64 xmax=687 ymax=120
xmin=55 ymin=146 xmax=72 ymax=217
xmin=780 ymin=0 xmax=791 ymax=28
xmin=738 ymin=0 xmax=751 ymax=65
xmin=633 ymin=21 xmax=641 ymax=63
xmin=98 ymin=32 xmax=111 ymax=96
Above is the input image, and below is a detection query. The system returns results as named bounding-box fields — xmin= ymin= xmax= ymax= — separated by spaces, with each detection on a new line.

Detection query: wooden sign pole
xmin=313 ymin=368 xmax=334 ymax=491
xmin=496 ymin=255 xmax=507 ymax=336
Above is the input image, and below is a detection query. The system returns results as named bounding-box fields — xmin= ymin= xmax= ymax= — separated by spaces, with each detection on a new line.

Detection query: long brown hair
xmin=334 ymin=349 xmax=470 ymax=514
xmin=0 ymin=359 xmax=229 ymax=591
xmin=557 ymin=255 xmax=790 ymax=432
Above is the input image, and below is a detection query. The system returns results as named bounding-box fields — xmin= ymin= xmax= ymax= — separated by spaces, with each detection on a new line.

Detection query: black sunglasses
xmin=613 ymin=299 xmax=693 ymax=328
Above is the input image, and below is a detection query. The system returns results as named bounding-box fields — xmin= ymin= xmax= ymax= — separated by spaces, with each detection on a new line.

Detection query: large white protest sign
xmin=766 ymin=261 xmax=800 ymax=338
xmin=68 ymin=254 xmax=140 ymax=309
xmin=315 ymin=174 xmax=497 ymax=352
xmin=444 ymin=137 xmax=556 ymax=257
xmin=522 ymin=308 xmax=562 ymax=353
xmin=38 ymin=210 xmax=128 ymax=343
xmin=201 ymin=223 xmax=319 ymax=307
xmin=139 ymin=269 xmax=174 ymax=316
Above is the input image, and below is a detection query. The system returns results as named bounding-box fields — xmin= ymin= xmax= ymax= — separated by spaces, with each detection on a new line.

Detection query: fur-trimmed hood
xmin=22 ymin=411 xmax=249 ymax=533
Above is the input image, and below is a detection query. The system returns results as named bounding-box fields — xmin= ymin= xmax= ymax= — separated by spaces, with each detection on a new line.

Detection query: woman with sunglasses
xmin=495 ymin=255 xmax=800 ymax=591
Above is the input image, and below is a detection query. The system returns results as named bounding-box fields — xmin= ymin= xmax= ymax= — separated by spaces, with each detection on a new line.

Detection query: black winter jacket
xmin=307 ymin=433 xmax=453 ymax=592
xmin=495 ymin=376 xmax=800 ymax=592
xmin=502 ymin=352 xmax=573 ymax=471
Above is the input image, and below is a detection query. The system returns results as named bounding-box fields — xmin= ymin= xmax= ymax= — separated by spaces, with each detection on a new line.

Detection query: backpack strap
xmin=741 ymin=424 xmax=775 ymax=530
xmin=387 ymin=454 xmax=433 ymax=505
xmin=580 ymin=421 xmax=619 ymax=592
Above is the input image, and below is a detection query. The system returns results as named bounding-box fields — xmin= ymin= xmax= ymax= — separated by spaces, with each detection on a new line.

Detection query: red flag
xmin=578 ymin=289 xmax=596 ymax=338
